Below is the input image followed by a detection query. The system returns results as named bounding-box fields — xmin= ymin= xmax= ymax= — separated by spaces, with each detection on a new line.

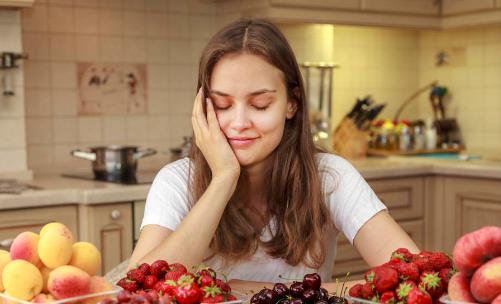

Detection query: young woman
xmin=129 ymin=18 xmax=419 ymax=285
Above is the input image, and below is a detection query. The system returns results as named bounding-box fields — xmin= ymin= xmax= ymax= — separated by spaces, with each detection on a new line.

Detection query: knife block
xmin=332 ymin=118 xmax=370 ymax=159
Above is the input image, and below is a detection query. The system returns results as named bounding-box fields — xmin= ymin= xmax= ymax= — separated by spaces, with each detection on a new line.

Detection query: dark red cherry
xmin=303 ymin=273 xmax=321 ymax=290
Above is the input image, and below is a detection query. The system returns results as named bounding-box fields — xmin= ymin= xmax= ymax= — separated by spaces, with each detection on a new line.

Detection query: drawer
xmin=369 ymin=177 xmax=425 ymax=221
xmin=0 ymin=205 xmax=78 ymax=251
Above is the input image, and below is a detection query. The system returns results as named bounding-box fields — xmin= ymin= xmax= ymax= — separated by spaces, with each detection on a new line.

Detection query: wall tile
xmin=146 ymin=0 xmax=168 ymax=12
xmin=98 ymin=0 xmax=122 ymax=9
xmin=148 ymin=89 xmax=169 ymax=114
xmin=123 ymin=37 xmax=146 ymax=63
xmin=52 ymin=89 xmax=77 ymax=116
xmin=99 ymin=9 xmax=122 ymax=35
xmin=146 ymin=38 xmax=169 ymax=64
xmin=25 ymin=88 xmax=52 ymax=117
xmin=167 ymin=14 xmax=190 ymax=39
xmin=50 ymin=62 xmax=77 ymax=88
xmin=74 ymin=8 xmax=98 ymax=34
xmin=123 ymin=0 xmax=145 ymax=11
xmin=77 ymin=117 xmax=102 ymax=142
xmin=148 ymin=115 xmax=170 ymax=140
xmin=26 ymin=117 xmax=53 ymax=144
xmin=24 ymin=61 xmax=51 ymax=88
xmin=49 ymin=34 xmax=75 ymax=61
xmin=102 ymin=116 xmax=126 ymax=142
xmin=0 ymin=119 xmax=25 ymax=148
xmin=122 ymin=11 xmax=145 ymax=37
xmin=168 ymin=40 xmax=192 ymax=64
xmin=22 ymin=32 xmax=50 ymax=60
xmin=48 ymin=6 xmax=74 ymax=33
xmin=27 ymin=144 xmax=53 ymax=168
xmin=99 ymin=36 xmax=123 ymax=62
xmin=74 ymin=0 xmax=98 ymax=8
xmin=21 ymin=3 xmax=48 ymax=32
xmin=147 ymin=64 xmax=169 ymax=89
xmin=146 ymin=13 xmax=168 ymax=38
xmin=126 ymin=116 xmax=148 ymax=141
xmin=75 ymin=35 xmax=99 ymax=61
xmin=53 ymin=117 xmax=77 ymax=143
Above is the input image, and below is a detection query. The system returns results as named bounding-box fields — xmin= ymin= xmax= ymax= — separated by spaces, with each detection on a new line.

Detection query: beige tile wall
xmin=21 ymin=0 xmax=216 ymax=172
xmin=418 ymin=27 xmax=501 ymax=156
xmin=0 ymin=10 xmax=28 ymax=174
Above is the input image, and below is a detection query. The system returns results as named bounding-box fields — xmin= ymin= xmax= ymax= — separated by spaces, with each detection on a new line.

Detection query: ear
xmin=286 ymin=100 xmax=298 ymax=119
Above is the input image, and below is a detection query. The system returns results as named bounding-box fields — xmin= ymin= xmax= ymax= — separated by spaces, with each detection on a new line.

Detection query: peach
xmin=448 ymin=272 xmax=475 ymax=303
xmin=38 ymin=223 xmax=74 ymax=269
xmin=492 ymin=294 xmax=501 ymax=304
xmin=9 ymin=231 xmax=40 ymax=266
xmin=2 ymin=259 xmax=43 ymax=300
xmin=69 ymin=242 xmax=102 ymax=276
xmin=39 ymin=266 xmax=52 ymax=293
xmin=470 ymin=256 xmax=501 ymax=303
xmin=47 ymin=265 xmax=91 ymax=299
xmin=453 ymin=226 xmax=501 ymax=276
xmin=31 ymin=293 xmax=54 ymax=303
xmin=82 ymin=276 xmax=113 ymax=304
xmin=0 ymin=250 xmax=11 ymax=292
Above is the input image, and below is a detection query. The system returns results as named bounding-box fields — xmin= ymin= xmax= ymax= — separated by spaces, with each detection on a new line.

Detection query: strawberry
xmin=396 ymin=280 xmax=417 ymax=301
xmin=151 ymin=260 xmax=170 ymax=278
xmin=215 ymin=279 xmax=231 ymax=294
xmin=127 ymin=268 xmax=146 ymax=284
xmin=225 ymin=294 xmax=237 ymax=301
xmin=438 ymin=268 xmax=456 ymax=292
xmin=419 ymin=271 xmax=443 ymax=299
xmin=116 ymin=290 xmax=132 ymax=303
xmin=143 ymin=274 xmax=158 ymax=290
xmin=158 ymin=280 xmax=178 ymax=296
xmin=364 ymin=268 xmax=376 ymax=284
xmin=407 ymin=287 xmax=432 ymax=304
xmin=391 ymin=248 xmax=414 ymax=262
xmin=175 ymin=282 xmax=202 ymax=304
xmin=195 ymin=267 xmax=217 ymax=280
xmin=169 ymin=262 xmax=188 ymax=274
xmin=201 ymin=294 xmax=225 ymax=303
xmin=198 ymin=274 xmax=215 ymax=288
xmin=348 ymin=283 xmax=363 ymax=298
xmin=138 ymin=263 xmax=151 ymax=275
xmin=360 ymin=283 xmax=375 ymax=300
xmin=165 ymin=269 xmax=186 ymax=282
xmin=201 ymin=285 xmax=223 ymax=303
xmin=428 ymin=252 xmax=452 ymax=271
xmin=412 ymin=255 xmax=434 ymax=273
xmin=380 ymin=291 xmax=396 ymax=304
xmin=383 ymin=258 xmax=404 ymax=271
xmin=373 ymin=266 xmax=399 ymax=293
xmin=117 ymin=278 xmax=139 ymax=293
xmin=397 ymin=262 xmax=420 ymax=282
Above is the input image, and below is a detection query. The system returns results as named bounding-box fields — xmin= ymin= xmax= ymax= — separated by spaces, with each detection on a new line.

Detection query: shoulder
xmin=152 ymin=157 xmax=192 ymax=187
xmin=315 ymin=152 xmax=357 ymax=176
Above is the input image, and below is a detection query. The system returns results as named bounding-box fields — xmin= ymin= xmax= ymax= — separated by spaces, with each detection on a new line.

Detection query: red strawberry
xmin=143 ymin=274 xmax=158 ymax=290
xmin=438 ymin=268 xmax=456 ymax=292
xmin=175 ymin=282 xmax=202 ymax=304
xmin=348 ymin=283 xmax=363 ymax=298
xmin=169 ymin=262 xmax=188 ymax=274
xmin=364 ymin=268 xmax=376 ymax=284
xmin=225 ymin=294 xmax=237 ymax=301
xmin=428 ymin=252 xmax=452 ymax=271
xmin=158 ymin=280 xmax=178 ymax=296
xmin=412 ymin=255 xmax=434 ymax=273
xmin=391 ymin=248 xmax=414 ymax=262
xmin=407 ymin=287 xmax=432 ymax=304
xmin=201 ymin=285 xmax=223 ymax=303
xmin=116 ymin=290 xmax=132 ymax=303
xmin=138 ymin=263 xmax=151 ymax=275
xmin=373 ymin=266 xmax=399 ymax=293
xmin=419 ymin=271 xmax=443 ymax=299
xmin=215 ymin=279 xmax=231 ymax=294
xmin=201 ymin=294 xmax=225 ymax=303
xmin=397 ymin=262 xmax=420 ymax=282
xmin=396 ymin=280 xmax=417 ymax=301
xmin=165 ymin=269 xmax=186 ymax=282
xmin=151 ymin=260 xmax=170 ymax=278
xmin=198 ymin=274 xmax=215 ymax=288
xmin=360 ymin=283 xmax=375 ymax=300
xmin=117 ymin=278 xmax=139 ymax=293
xmin=380 ymin=291 xmax=396 ymax=304
xmin=196 ymin=267 xmax=217 ymax=280
xmin=145 ymin=290 xmax=160 ymax=302
xmin=127 ymin=268 xmax=146 ymax=284
xmin=384 ymin=258 xmax=404 ymax=271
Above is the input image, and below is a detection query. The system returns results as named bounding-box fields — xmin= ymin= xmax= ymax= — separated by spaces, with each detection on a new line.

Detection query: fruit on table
xmin=9 ymin=231 xmax=41 ymax=266
xmin=69 ymin=242 xmax=102 ymax=276
xmin=470 ymin=256 xmax=501 ymax=303
xmin=2 ymin=259 xmax=43 ymax=300
xmin=38 ymin=222 xmax=75 ymax=269
xmin=39 ymin=266 xmax=52 ymax=293
xmin=47 ymin=265 xmax=91 ymax=299
xmin=83 ymin=276 xmax=114 ymax=304
xmin=447 ymin=272 xmax=475 ymax=302
xmin=0 ymin=250 xmax=11 ymax=292
xmin=452 ymin=226 xmax=501 ymax=276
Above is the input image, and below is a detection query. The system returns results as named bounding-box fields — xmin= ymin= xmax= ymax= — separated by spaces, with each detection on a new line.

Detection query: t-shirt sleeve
xmin=321 ymin=154 xmax=387 ymax=244
xmin=140 ymin=160 xmax=191 ymax=232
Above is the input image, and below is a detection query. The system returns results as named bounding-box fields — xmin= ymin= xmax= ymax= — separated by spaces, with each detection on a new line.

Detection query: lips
xmin=228 ymin=137 xmax=258 ymax=148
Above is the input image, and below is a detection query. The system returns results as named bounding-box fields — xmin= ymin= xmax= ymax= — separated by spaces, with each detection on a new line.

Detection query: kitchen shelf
xmin=367 ymin=147 xmax=463 ymax=157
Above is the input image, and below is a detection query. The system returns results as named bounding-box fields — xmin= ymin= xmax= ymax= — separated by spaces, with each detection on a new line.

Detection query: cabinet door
xmin=442 ymin=0 xmax=495 ymax=15
xmin=0 ymin=205 xmax=78 ymax=251
xmin=442 ymin=177 xmax=501 ymax=252
xmin=363 ymin=0 xmax=439 ymax=15
xmin=369 ymin=177 xmax=425 ymax=221
xmin=84 ymin=203 xmax=133 ymax=275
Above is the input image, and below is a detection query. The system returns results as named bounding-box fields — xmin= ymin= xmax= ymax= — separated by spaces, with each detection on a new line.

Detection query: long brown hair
xmin=188 ymin=18 xmax=332 ymax=268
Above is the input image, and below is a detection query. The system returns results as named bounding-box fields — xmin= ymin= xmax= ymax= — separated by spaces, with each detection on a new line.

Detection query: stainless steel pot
xmin=71 ymin=146 xmax=156 ymax=182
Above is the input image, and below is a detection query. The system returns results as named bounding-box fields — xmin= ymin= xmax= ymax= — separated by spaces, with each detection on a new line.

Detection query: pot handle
xmin=133 ymin=148 xmax=157 ymax=160
xmin=71 ymin=150 xmax=97 ymax=161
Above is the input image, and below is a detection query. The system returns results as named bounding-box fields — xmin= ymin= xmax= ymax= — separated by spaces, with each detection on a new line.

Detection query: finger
xmin=205 ymin=98 xmax=220 ymax=133
xmin=194 ymin=91 xmax=209 ymax=131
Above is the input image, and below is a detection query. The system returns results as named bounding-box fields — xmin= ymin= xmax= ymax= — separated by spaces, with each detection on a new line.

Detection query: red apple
xmin=448 ymin=272 xmax=475 ymax=303
xmin=470 ymin=256 xmax=501 ymax=303
xmin=453 ymin=226 xmax=501 ymax=276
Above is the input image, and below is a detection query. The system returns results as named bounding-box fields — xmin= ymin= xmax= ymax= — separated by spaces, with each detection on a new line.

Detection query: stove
xmin=61 ymin=171 xmax=156 ymax=185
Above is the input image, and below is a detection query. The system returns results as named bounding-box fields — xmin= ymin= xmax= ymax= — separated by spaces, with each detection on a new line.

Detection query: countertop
xmin=1 ymin=156 xmax=501 ymax=210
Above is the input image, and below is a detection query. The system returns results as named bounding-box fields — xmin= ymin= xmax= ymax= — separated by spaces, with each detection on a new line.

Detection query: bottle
xmin=424 ymin=118 xmax=437 ymax=150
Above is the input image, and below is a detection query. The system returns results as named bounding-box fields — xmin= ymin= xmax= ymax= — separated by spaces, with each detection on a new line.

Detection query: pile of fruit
xmin=448 ymin=226 xmax=501 ymax=304
xmin=249 ymin=273 xmax=347 ymax=304
xmin=115 ymin=261 xmax=237 ymax=304
xmin=0 ymin=222 xmax=112 ymax=303
xmin=348 ymin=248 xmax=454 ymax=304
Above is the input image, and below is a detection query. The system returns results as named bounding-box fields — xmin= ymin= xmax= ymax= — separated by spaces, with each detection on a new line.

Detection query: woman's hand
xmin=191 ymin=88 xmax=241 ymax=180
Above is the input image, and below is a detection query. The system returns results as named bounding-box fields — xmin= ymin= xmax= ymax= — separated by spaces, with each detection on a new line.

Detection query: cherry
xmin=318 ymin=288 xmax=329 ymax=301
xmin=302 ymin=289 xmax=320 ymax=303
xmin=290 ymin=282 xmax=305 ymax=298
xmin=273 ymin=283 xmax=290 ymax=299
xmin=328 ymin=295 xmax=348 ymax=304
xmin=303 ymin=273 xmax=321 ymax=290
xmin=315 ymin=301 xmax=329 ymax=304
xmin=290 ymin=298 xmax=305 ymax=304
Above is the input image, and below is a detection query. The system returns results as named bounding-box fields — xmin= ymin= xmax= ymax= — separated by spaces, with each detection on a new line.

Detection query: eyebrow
xmin=209 ymin=89 xmax=277 ymax=97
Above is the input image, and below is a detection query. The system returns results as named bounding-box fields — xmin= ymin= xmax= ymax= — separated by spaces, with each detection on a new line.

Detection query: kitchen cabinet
xmin=332 ymin=176 xmax=426 ymax=280
xmin=78 ymin=202 xmax=133 ymax=275
xmin=442 ymin=0 xmax=496 ymax=15
xmin=0 ymin=0 xmax=33 ymax=8
xmin=0 ymin=205 xmax=78 ymax=251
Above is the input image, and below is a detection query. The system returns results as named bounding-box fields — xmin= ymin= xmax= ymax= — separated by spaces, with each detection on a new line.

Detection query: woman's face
xmin=209 ymin=53 xmax=296 ymax=168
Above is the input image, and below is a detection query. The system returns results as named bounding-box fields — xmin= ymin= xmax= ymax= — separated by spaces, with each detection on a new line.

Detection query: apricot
xmin=9 ymin=231 xmax=40 ymax=266
xmin=38 ymin=223 xmax=74 ymax=268
xmin=47 ymin=265 xmax=91 ymax=299
xmin=0 ymin=250 xmax=11 ymax=292
xmin=69 ymin=242 xmax=102 ymax=276
xmin=39 ymin=266 xmax=52 ymax=293
xmin=82 ymin=276 xmax=113 ymax=304
xmin=31 ymin=293 xmax=54 ymax=303
xmin=2 ymin=260 xmax=43 ymax=300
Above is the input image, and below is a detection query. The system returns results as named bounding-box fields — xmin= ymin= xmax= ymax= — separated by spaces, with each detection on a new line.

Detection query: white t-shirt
xmin=141 ymin=153 xmax=386 ymax=282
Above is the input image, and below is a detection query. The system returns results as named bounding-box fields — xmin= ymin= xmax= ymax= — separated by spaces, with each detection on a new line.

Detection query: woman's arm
xmin=353 ymin=211 xmax=420 ymax=267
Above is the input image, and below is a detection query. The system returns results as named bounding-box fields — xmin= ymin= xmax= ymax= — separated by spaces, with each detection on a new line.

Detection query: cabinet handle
xmin=110 ymin=209 xmax=121 ymax=220
xmin=0 ymin=238 xmax=14 ymax=250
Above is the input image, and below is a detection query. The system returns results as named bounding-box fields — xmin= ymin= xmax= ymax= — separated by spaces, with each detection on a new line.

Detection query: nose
xmin=230 ymin=105 xmax=252 ymax=131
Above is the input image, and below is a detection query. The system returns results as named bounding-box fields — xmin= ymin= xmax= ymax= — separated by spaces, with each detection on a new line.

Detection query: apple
xmin=470 ymin=256 xmax=501 ymax=303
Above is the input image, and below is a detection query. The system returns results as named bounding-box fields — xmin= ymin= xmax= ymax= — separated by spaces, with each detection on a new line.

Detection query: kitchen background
xmin=0 ymin=0 xmax=500 ymax=177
